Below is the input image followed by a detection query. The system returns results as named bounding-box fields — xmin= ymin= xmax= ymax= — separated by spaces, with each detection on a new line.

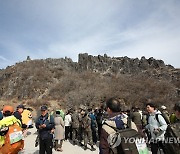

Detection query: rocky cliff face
xmin=78 ymin=53 xmax=178 ymax=81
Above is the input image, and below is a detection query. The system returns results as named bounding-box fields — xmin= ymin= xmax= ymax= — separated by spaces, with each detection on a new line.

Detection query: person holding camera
xmin=145 ymin=103 xmax=168 ymax=154
xmin=35 ymin=105 xmax=55 ymax=154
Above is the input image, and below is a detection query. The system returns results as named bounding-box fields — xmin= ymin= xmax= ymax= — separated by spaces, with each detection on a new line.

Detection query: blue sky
xmin=0 ymin=0 xmax=180 ymax=69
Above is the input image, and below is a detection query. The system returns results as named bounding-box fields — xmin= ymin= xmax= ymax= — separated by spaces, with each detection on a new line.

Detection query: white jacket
xmin=64 ymin=114 xmax=72 ymax=127
xmin=146 ymin=110 xmax=167 ymax=141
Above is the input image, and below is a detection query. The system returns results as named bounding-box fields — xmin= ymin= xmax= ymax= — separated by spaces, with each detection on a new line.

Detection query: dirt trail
xmin=19 ymin=126 xmax=153 ymax=154
xmin=19 ymin=126 xmax=99 ymax=154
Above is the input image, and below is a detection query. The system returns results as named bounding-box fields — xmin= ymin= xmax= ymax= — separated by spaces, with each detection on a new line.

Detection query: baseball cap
xmin=41 ymin=105 xmax=48 ymax=111
xmin=3 ymin=105 xmax=14 ymax=113
xmin=161 ymin=105 xmax=166 ymax=110
xmin=17 ymin=104 xmax=25 ymax=109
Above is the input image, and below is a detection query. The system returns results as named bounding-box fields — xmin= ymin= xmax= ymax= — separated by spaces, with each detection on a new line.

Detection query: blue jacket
xmin=35 ymin=113 xmax=55 ymax=140
xmin=89 ymin=113 xmax=97 ymax=128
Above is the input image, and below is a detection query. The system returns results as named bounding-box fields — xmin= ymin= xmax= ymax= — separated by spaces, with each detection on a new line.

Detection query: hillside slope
xmin=0 ymin=53 xmax=179 ymax=109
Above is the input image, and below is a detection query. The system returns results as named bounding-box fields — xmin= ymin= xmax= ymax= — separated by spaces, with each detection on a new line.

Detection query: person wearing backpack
xmin=163 ymin=102 xmax=180 ymax=154
xmin=160 ymin=105 xmax=170 ymax=124
xmin=99 ymin=98 xmax=140 ymax=154
xmin=130 ymin=107 xmax=145 ymax=137
xmin=35 ymin=105 xmax=55 ymax=154
xmin=145 ymin=103 xmax=168 ymax=154
xmin=0 ymin=105 xmax=24 ymax=154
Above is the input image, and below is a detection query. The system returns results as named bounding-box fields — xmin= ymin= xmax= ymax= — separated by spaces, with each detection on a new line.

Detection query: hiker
xmin=173 ymin=102 xmax=180 ymax=123
xmin=35 ymin=105 xmax=55 ymax=154
xmin=88 ymin=108 xmax=98 ymax=144
xmin=99 ymin=98 xmax=138 ymax=154
xmin=14 ymin=104 xmax=27 ymax=129
xmin=163 ymin=102 xmax=180 ymax=154
xmin=0 ymin=105 xmax=24 ymax=154
xmin=96 ymin=108 xmax=103 ymax=139
xmin=81 ymin=108 xmax=96 ymax=151
xmin=50 ymin=108 xmax=65 ymax=120
xmin=64 ymin=110 xmax=72 ymax=140
xmin=145 ymin=102 xmax=168 ymax=154
xmin=0 ymin=111 xmax=3 ymax=120
xmin=71 ymin=109 xmax=80 ymax=145
xmin=54 ymin=110 xmax=64 ymax=151
xmin=160 ymin=105 xmax=170 ymax=124
xmin=77 ymin=106 xmax=84 ymax=146
xmin=130 ymin=106 xmax=144 ymax=137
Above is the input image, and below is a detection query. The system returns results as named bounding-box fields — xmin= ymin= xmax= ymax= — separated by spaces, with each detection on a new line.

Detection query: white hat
xmin=161 ymin=105 xmax=166 ymax=110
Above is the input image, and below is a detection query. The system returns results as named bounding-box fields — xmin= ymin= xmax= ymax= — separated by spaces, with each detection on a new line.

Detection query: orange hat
xmin=3 ymin=105 xmax=14 ymax=113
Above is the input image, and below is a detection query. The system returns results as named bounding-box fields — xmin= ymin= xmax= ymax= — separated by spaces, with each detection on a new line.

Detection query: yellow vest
xmin=0 ymin=115 xmax=21 ymax=146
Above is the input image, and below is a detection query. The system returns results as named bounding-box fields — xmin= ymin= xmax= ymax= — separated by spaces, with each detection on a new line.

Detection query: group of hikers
xmin=0 ymin=98 xmax=179 ymax=154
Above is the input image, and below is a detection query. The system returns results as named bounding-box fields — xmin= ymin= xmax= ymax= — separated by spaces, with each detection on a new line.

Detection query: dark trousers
xmin=91 ymin=126 xmax=97 ymax=143
xmin=65 ymin=126 xmax=72 ymax=140
xmin=97 ymin=124 xmax=102 ymax=140
xmin=151 ymin=141 xmax=165 ymax=154
xmin=39 ymin=138 xmax=53 ymax=154
xmin=78 ymin=126 xmax=83 ymax=142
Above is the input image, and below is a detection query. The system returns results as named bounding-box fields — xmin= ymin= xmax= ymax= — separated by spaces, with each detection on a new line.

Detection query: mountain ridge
xmin=0 ymin=53 xmax=179 ymax=110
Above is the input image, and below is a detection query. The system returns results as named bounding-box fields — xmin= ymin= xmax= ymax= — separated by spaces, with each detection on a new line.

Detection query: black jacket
xmin=13 ymin=111 xmax=27 ymax=128
xmin=35 ymin=113 xmax=55 ymax=140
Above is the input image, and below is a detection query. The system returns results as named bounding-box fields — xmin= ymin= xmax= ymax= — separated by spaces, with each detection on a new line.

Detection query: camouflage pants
xmin=83 ymin=130 xmax=93 ymax=146
xmin=72 ymin=128 xmax=79 ymax=142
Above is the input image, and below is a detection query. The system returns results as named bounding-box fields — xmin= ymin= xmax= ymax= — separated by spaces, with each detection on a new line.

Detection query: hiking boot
xmin=57 ymin=148 xmax=63 ymax=152
xmin=84 ymin=145 xmax=87 ymax=150
xmin=79 ymin=142 xmax=83 ymax=146
xmin=35 ymin=141 xmax=38 ymax=147
xmin=72 ymin=141 xmax=76 ymax=146
xmin=91 ymin=145 xmax=96 ymax=151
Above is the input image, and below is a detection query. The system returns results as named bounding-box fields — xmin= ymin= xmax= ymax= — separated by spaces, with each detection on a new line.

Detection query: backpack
xmin=0 ymin=123 xmax=24 ymax=154
xmin=147 ymin=113 xmax=170 ymax=126
xmin=163 ymin=122 xmax=180 ymax=154
xmin=158 ymin=111 xmax=170 ymax=125
xmin=103 ymin=116 xmax=148 ymax=154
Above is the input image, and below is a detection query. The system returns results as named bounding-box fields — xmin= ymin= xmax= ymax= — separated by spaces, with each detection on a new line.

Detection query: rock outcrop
xmin=77 ymin=53 xmax=178 ymax=81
